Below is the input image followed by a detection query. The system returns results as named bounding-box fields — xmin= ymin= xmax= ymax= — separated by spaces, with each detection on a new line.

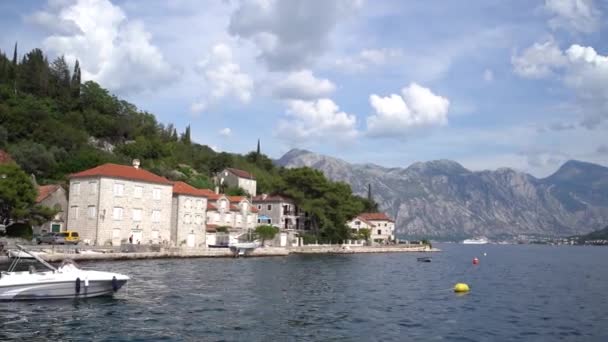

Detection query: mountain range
xmin=276 ymin=149 xmax=608 ymax=240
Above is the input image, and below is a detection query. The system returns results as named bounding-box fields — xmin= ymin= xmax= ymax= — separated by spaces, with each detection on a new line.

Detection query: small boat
xmin=0 ymin=245 xmax=129 ymax=301
xmin=417 ymin=257 xmax=432 ymax=262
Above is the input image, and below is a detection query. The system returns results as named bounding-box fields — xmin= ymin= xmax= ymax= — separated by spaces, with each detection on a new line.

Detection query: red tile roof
xmin=70 ymin=163 xmax=171 ymax=185
xmin=358 ymin=212 xmax=395 ymax=222
xmin=207 ymin=203 xmax=217 ymax=210
xmin=172 ymin=181 xmax=213 ymax=197
xmin=199 ymin=189 xmax=220 ymax=200
xmin=0 ymin=150 xmax=14 ymax=164
xmin=206 ymin=224 xmax=218 ymax=232
xmin=228 ymin=196 xmax=246 ymax=202
xmin=36 ymin=184 xmax=61 ymax=203
xmin=226 ymin=168 xmax=255 ymax=180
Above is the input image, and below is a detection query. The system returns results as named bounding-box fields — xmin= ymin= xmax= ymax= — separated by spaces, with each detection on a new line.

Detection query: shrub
xmin=6 ymin=223 xmax=33 ymax=241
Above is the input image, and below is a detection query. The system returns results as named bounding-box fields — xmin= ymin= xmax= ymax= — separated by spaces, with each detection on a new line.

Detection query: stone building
xmin=347 ymin=212 xmax=395 ymax=244
xmin=33 ymin=184 xmax=68 ymax=235
xmin=67 ymin=161 xmax=173 ymax=246
xmin=171 ymin=181 xmax=208 ymax=248
xmin=252 ymin=194 xmax=306 ymax=230
xmin=217 ymin=168 xmax=257 ymax=196
xmin=205 ymin=194 xmax=258 ymax=231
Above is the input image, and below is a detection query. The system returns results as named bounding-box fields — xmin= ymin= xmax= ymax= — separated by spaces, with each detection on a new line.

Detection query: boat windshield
xmin=58 ymin=259 xmax=80 ymax=271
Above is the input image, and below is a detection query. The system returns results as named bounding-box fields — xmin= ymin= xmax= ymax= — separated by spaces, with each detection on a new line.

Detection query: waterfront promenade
xmin=0 ymin=244 xmax=438 ymax=263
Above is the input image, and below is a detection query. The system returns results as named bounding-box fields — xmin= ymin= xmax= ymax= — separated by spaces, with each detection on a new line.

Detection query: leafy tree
xmin=225 ymin=186 xmax=247 ymax=196
xmin=181 ymin=125 xmax=191 ymax=145
xmin=0 ymin=163 xmax=37 ymax=225
xmin=356 ymin=228 xmax=371 ymax=242
xmin=9 ymin=141 xmax=58 ymax=178
xmin=255 ymin=225 xmax=279 ymax=246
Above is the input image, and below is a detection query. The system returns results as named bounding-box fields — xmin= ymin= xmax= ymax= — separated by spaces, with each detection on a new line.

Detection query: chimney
xmin=262 ymin=193 xmax=268 ymax=200
xmin=132 ymin=159 xmax=140 ymax=169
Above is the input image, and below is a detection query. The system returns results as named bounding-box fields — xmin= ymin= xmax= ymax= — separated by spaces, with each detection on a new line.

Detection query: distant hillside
xmin=277 ymin=149 xmax=608 ymax=240
xmin=574 ymin=226 xmax=608 ymax=242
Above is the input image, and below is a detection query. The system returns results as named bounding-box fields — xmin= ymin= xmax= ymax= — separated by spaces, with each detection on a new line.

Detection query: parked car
xmin=60 ymin=231 xmax=80 ymax=245
xmin=37 ymin=232 xmax=65 ymax=245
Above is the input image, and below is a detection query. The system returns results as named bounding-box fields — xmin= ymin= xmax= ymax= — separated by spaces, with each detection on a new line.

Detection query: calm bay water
xmin=2 ymin=244 xmax=608 ymax=341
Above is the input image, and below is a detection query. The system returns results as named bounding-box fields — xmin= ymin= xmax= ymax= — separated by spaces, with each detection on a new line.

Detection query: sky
xmin=1 ymin=0 xmax=607 ymax=177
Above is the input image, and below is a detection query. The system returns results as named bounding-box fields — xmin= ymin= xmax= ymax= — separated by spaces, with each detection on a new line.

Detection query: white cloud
xmin=515 ymin=41 xmax=608 ymax=129
xmin=563 ymin=44 xmax=608 ymax=128
xmin=33 ymin=0 xmax=174 ymax=94
xmin=545 ymin=0 xmax=601 ymax=34
xmin=272 ymin=69 xmax=335 ymax=100
xmin=219 ymin=127 xmax=232 ymax=137
xmin=335 ymin=48 xmax=403 ymax=73
xmin=366 ymin=83 xmax=449 ymax=137
xmin=512 ymin=40 xmax=567 ymax=78
xmin=276 ymin=98 xmax=358 ymax=142
xmin=228 ymin=0 xmax=362 ymax=71
xmin=483 ymin=69 xmax=494 ymax=82
xmin=192 ymin=43 xmax=254 ymax=113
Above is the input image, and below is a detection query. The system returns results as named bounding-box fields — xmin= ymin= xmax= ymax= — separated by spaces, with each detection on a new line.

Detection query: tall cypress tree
xmin=367 ymin=184 xmax=372 ymax=203
xmin=255 ymin=138 xmax=260 ymax=162
xmin=10 ymin=42 xmax=17 ymax=94
xmin=12 ymin=42 xmax=17 ymax=66
xmin=71 ymin=59 xmax=81 ymax=99
xmin=181 ymin=125 xmax=191 ymax=144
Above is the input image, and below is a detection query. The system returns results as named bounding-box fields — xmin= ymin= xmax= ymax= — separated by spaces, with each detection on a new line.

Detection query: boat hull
xmin=0 ymin=278 xmax=127 ymax=301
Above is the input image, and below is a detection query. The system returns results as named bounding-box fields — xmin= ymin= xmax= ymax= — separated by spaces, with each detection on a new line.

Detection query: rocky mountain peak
xmin=276 ymin=149 xmax=608 ymax=240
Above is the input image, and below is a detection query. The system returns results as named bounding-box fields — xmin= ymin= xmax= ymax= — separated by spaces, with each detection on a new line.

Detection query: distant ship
xmin=462 ymin=237 xmax=489 ymax=244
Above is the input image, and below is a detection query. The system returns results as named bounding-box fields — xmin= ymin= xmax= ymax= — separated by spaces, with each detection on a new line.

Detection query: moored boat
xmin=0 ymin=245 xmax=129 ymax=301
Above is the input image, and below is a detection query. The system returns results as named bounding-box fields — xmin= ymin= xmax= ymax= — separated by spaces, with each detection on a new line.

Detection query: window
xmin=184 ymin=214 xmax=191 ymax=224
xmin=195 ymin=215 xmax=202 ymax=224
xmin=87 ymin=205 xmax=96 ymax=219
xmin=196 ymin=200 xmax=202 ymax=210
xmin=355 ymin=220 xmax=361 ymax=226
xmin=72 ymin=182 xmax=80 ymax=196
xmin=185 ymin=199 xmax=192 ymax=209
xmin=377 ymin=229 xmax=382 ymax=235
xmin=134 ymin=186 xmax=143 ymax=198
xmin=267 ymin=204 xmax=272 ymax=210
xmin=220 ymin=200 xmax=227 ymax=210
xmin=257 ymin=205 xmax=261 ymax=210
xmin=89 ymin=181 xmax=97 ymax=195
xmin=153 ymin=188 xmax=161 ymax=200
xmin=242 ymin=203 xmax=248 ymax=212
xmin=152 ymin=210 xmax=161 ymax=223
xmin=113 ymin=183 xmax=124 ymax=196
xmin=113 ymin=207 xmax=123 ymax=220
xmin=71 ymin=206 xmax=79 ymax=219
xmin=132 ymin=209 xmax=142 ymax=222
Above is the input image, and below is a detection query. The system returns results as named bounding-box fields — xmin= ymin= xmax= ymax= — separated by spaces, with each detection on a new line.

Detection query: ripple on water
xmin=1 ymin=245 xmax=608 ymax=341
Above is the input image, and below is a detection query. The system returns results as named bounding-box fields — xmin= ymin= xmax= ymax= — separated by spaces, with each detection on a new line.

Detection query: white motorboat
xmin=0 ymin=245 xmax=129 ymax=300
xmin=462 ymin=237 xmax=489 ymax=244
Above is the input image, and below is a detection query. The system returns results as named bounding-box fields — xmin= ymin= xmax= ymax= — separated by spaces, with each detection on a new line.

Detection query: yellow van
xmin=59 ymin=231 xmax=80 ymax=245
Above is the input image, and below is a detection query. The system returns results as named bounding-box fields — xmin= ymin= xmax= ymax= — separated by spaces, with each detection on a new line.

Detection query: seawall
xmin=1 ymin=245 xmax=438 ymax=263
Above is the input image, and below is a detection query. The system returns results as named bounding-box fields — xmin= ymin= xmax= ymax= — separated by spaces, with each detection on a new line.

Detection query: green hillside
xmin=0 ymin=45 xmax=376 ymax=242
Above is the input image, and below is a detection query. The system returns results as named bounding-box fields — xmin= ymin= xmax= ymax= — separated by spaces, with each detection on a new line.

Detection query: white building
xmin=347 ymin=212 xmax=395 ymax=244
xmin=67 ymin=161 xmax=173 ymax=246
xmin=217 ymin=168 xmax=257 ymax=196
xmin=205 ymin=193 xmax=259 ymax=246
xmin=171 ymin=181 xmax=208 ymax=248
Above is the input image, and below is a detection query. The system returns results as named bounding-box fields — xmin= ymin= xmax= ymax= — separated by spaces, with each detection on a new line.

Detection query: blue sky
xmin=1 ymin=0 xmax=607 ymax=177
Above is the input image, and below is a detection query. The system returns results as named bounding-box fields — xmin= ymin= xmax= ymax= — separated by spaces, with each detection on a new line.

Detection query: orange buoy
xmin=472 ymin=257 xmax=479 ymax=265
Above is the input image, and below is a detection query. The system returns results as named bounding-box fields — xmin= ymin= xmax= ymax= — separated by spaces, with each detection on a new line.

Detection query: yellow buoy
xmin=454 ymin=283 xmax=470 ymax=293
